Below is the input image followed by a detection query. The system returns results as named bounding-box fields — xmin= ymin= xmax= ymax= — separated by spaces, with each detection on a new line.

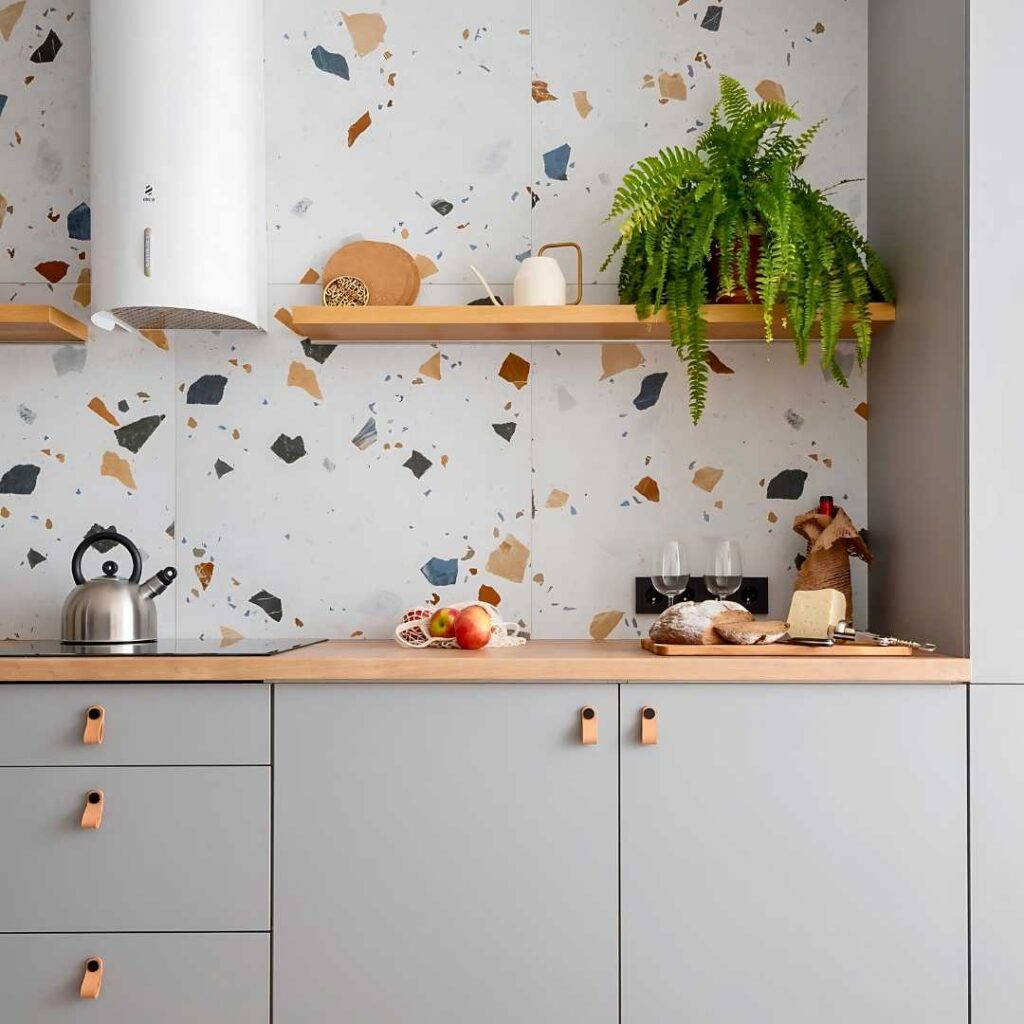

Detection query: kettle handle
xmin=537 ymin=241 xmax=584 ymax=304
xmin=71 ymin=531 xmax=143 ymax=585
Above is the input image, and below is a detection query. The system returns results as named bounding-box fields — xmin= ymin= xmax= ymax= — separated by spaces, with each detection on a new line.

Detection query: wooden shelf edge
xmin=0 ymin=304 xmax=88 ymax=344
xmin=290 ymin=302 xmax=896 ymax=344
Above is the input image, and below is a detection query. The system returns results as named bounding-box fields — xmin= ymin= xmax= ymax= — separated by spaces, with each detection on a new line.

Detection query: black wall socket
xmin=635 ymin=576 xmax=769 ymax=615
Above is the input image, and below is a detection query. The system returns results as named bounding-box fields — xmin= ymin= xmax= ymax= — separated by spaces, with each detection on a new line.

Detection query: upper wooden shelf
xmin=0 ymin=304 xmax=88 ymax=343
xmin=290 ymin=302 xmax=896 ymax=343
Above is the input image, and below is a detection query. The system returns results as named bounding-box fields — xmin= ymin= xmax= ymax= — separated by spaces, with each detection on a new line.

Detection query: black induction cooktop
xmin=0 ymin=638 xmax=326 ymax=657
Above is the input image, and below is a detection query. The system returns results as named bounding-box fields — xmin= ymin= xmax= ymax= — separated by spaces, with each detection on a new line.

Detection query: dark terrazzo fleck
xmin=310 ymin=44 xmax=349 ymax=79
xmin=30 ymin=30 xmax=62 ymax=63
xmin=0 ymin=464 xmax=40 ymax=495
xmin=633 ymin=372 xmax=668 ymax=411
xmin=271 ymin=433 xmax=306 ymax=464
xmin=766 ymin=468 xmax=808 ymax=500
xmin=186 ymin=374 xmax=227 ymax=405
xmin=114 ymin=414 xmax=164 ymax=454
xmin=421 ymin=556 xmax=458 ymax=587
xmin=250 ymin=589 xmax=283 ymax=622
xmin=300 ymin=338 xmax=336 ymax=365
xmin=403 ymin=450 xmax=432 ymax=478
xmin=700 ymin=5 xmax=722 ymax=31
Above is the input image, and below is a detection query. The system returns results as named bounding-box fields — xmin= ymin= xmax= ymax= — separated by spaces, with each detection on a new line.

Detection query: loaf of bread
xmin=649 ymin=600 xmax=753 ymax=645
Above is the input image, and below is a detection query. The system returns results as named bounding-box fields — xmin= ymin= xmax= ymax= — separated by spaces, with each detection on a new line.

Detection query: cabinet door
xmin=0 ymin=683 xmax=269 ymax=766
xmin=621 ymin=684 xmax=967 ymax=1024
xmin=274 ymin=683 xmax=618 ymax=1024
xmin=0 ymin=767 xmax=269 ymax=932
xmin=0 ymin=933 xmax=268 ymax=1023
xmin=971 ymin=684 xmax=1024 ymax=1023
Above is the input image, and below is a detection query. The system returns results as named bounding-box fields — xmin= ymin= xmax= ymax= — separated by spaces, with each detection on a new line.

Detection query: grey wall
xmin=866 ymin=0 xmax=968 ymax=655
xmin=968 ymin=0 xmax=1024 ymax=682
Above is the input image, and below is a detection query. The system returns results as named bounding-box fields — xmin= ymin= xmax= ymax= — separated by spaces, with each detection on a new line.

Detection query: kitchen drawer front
xmin=0 ymin=933 xmax=268 ymax=1023
xmin=0 ymin=683 xmax=269 ymax=766
xmin=0 ymin=766 xmax=269 ymax=932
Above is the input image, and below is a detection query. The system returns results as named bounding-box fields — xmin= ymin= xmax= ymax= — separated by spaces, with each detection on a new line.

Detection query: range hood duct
xmin=90 ymin=0 xmax=266 ymax=332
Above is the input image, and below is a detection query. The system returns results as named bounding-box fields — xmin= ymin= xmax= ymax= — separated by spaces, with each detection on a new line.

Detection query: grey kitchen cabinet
xmin=0 ymin=683 xmax=270 ymax=766
xmin=0 ymin=766 xmax=270 ymax=932
xmin=274 ymin=682 xmax=619 ymax=1024
xmin=970 ymin=685 xmax=1024 ymax=1023
xmin=0 ymin=932 xmax=268 ymax=1023
xmin=620 ymin=684 xmax=968 ymax=1024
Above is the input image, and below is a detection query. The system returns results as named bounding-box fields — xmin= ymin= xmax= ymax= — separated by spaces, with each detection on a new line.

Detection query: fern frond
xmin=601 ymin=74 xmax=893 ymax=421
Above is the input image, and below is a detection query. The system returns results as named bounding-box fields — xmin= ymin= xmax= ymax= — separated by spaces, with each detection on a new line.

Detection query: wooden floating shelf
xmin=0 ymin=304 xmax=88 ymax=344
xmin=290 ymin=302 xmax=896 ymax=344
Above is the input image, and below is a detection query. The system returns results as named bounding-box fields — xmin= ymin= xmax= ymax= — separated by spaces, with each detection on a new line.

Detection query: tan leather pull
xmin=80 ymin=957 xmax=104 ymax=999
xmin=83 ymin=705 xmax=105 ymax=745
xmin=580 ymin=706 xmax=598 ymax=745
xmin=80 ymin=789 xmax=104 ymax=830
xmin=640 ymin=706 xmax=658 ymax=746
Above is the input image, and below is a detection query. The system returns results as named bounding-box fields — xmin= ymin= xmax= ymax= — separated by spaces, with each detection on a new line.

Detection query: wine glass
xmin=652 ymin=541 xmax=690 ymax=604
xmin=704 ymin=539 xmax=743 ymax=601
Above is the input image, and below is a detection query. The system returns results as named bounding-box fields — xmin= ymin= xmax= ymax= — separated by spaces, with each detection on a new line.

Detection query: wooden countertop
xmin=0 ymin=640 xmax=970 ymax=683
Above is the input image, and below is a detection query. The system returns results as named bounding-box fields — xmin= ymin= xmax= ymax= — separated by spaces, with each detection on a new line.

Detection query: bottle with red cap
xmin=818 ymin=494 xmax=835 ymax=519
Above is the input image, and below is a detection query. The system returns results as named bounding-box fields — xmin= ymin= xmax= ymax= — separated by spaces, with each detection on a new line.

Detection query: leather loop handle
xmin=81 ymin=789 xmax=104 ymax=830
xmin=80 ymin=957 xmax=104 ymax=999
xmin=640 ymin=706 xmax=658 ymax=746
xmin=83 ymin=705 xmax=105 ymax=746
xmin=537 ymin=241 xmax=584 ymax=304
xmin=580 ymin=706 xmax=598 ymax=745
xmin=71 ymin=531 xmax=142 ymax=585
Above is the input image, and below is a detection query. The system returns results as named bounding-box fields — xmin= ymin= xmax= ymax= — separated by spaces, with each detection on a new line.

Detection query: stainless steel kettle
xmin=61 ymin=530 xmax=177 ymax=644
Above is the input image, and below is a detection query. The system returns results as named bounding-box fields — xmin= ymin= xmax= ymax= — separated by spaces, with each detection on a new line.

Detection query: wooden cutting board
xmin=323 ymin=241 xmax=420 ymax=306
xmin=640 ymin=637 xmax=912 ymax=656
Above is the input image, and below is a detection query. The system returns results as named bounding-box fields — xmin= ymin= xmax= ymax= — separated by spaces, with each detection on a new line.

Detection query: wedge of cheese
xmin=786 ymin=588 xmax=847 ymax=641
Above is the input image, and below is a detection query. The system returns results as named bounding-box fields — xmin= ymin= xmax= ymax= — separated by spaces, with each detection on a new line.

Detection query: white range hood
xmin=90 ymin=0 xmax=266 ymax=332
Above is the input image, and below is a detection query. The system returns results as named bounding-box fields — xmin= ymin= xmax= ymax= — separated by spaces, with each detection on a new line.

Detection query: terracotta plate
xmin=323 ymin=241 xmax=420 ymax=306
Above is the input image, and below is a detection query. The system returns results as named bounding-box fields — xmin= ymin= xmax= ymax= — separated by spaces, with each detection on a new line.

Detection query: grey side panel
xmin=0 ymin=684 xmax=270 ymax=766
xmin=0 ymin=933 xmax=268 ymax=1023
xmin=0 ymin=767 xmax=270 ymax=932
xmin=621 ymin=684 xmax=968 ymax=1024
xmin=866 ymin=0 xmax=968 ymax=655
xmin=274 ymin=683 xmax=619 ymax=1024
xmin=970 ymin=685 xmax=1024 ymax=1021
xmin=968 ymin=2 xmax=1024 ymax=679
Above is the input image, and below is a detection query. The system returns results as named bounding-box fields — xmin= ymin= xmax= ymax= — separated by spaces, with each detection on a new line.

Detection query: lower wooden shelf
xmin=0 ymin=305 xmax=88 ymax=343
xmin=290 ymin=302 xmax=896 ymax=343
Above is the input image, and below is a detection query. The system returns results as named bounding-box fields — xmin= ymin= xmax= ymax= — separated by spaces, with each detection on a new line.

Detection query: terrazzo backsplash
xmin=0 ymin=0 xmax=869 ymax=640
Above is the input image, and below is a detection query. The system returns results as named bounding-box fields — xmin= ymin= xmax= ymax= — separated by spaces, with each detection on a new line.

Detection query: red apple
xmin=454 ymin=605 xmax=492 ymax=650
xmin=428 ymin=607 xmax=459 ymax=639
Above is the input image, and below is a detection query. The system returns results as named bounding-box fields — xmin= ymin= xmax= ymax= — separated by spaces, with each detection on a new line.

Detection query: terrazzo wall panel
xmin=0 ymin=0 xmax=869 ymax=641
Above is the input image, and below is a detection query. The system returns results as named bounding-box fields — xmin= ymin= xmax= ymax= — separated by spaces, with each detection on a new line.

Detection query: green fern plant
xmin=602 ymin=75 xmax=894 ymax=423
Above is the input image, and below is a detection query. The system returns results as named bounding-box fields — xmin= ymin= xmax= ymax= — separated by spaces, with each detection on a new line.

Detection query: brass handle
xmin=640 ymin=706 xmax=658 ymax=746
xmin=83 ymin=705 xmax=105 ymax=745
xmin=580 ymin=706 xmax=598 ymax=745
xmin=537 ymin=241 xmax=583 ymax=304
xmin=80 ymin=789 xmax=104 ymax=830
xmin=80 ymin=957 xmax=104 ymax=999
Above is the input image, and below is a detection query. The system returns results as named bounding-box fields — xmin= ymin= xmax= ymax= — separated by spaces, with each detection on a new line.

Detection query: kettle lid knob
xmin=101 ymin=561 xmax=118 ymax=578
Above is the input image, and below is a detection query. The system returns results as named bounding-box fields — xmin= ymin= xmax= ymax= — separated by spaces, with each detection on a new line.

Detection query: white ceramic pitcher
xmin=513 ymin=241 xmax=583 ymax=305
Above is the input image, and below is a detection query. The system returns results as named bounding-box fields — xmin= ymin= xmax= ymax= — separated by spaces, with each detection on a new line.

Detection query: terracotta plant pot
xmin=708 ymin=232 xmax=762 ymax=304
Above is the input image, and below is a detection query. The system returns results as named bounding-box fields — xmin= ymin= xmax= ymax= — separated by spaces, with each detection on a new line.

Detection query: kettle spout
xmin=140 ymin=566 xmax=177 ymax=601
